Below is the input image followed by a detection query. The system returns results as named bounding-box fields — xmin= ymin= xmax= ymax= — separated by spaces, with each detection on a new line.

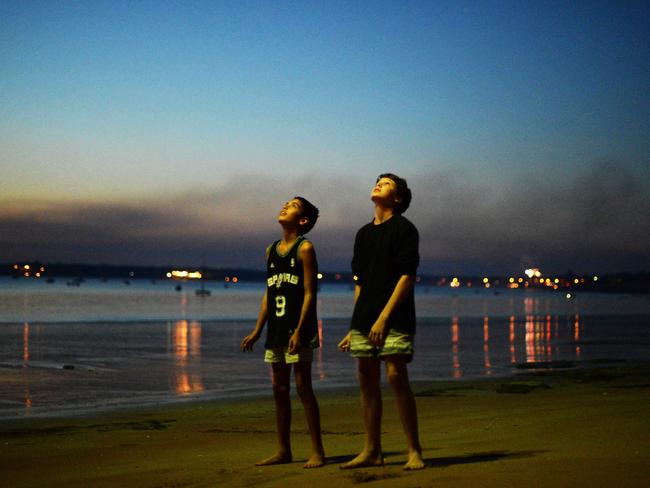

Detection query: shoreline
xmin=1 ymin=357 xmax=641 ymax=423
xmin=2 ymin=309 xmax=650 ymax=325
xmin=2 ymin=362 xmax=648 ymax=487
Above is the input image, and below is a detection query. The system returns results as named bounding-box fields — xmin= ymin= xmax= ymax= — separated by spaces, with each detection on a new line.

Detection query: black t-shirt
xmin=265 ymin=236 xmax=319 ymax=349
xmin=350 ymin=215 xmax=419 ymax=335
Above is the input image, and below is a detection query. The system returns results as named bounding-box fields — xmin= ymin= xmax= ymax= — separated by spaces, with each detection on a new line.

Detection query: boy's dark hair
xmin=294 ymin=196 xmax=319 ymax=234
xmin=377 ymin=173 xmax=412 ymax=214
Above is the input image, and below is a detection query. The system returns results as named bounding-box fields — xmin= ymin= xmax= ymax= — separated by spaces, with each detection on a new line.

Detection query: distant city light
xmin=317 ymin=273 xmax=323 ymax=280
xmin=525 ymin=268 xmax=542 ymax=278
xmin=168 ymin=270 xmax=203 ymax=280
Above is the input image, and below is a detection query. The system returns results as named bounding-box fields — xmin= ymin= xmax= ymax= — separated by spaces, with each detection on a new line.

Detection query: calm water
xmin=1 ymin=278 xmax=649 ymax=419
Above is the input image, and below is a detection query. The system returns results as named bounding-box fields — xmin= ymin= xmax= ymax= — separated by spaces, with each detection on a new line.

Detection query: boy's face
xmin=371 ymin=177 xmax=401 ymax=208
xmin=278 ymin=198 xmax=308 ymax=227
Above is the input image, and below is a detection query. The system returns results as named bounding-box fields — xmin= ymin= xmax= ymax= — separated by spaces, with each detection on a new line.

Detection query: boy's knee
xmin=272 ymin=379 xmax=290 ymax=396
xmin=358 ymin=372 xmax=381 ymax=395
xmin=357 ymin=359 xmax=380 ymax=382
xmin=295 ymin=380 xmax=312 ymax=400
xmin=294 ymin=374 xmax=306 ymax=391
xmin=386 ymin=364 xmax=410 ymax=391
xmin=385 ymin=367 xmax=397 ymax=383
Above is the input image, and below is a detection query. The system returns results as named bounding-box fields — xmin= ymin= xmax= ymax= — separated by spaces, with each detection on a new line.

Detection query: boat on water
xmin=195 ymin=274 xmax=211 ymax=297
xmin=195 ymin=287 xmax=211 ymax=297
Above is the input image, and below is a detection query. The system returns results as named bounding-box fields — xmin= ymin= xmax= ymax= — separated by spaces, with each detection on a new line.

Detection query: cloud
xmin=1 ymin=164 xmax=648 ymax=274
xmin=409 ymin=161 xmax=650 ymax=273
xmin=0 ymin=172 xmax=369 ymax=269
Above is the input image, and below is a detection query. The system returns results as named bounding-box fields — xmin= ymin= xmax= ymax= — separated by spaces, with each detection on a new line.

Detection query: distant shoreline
xmin=3 ymin=262 xmax=649 ymax=293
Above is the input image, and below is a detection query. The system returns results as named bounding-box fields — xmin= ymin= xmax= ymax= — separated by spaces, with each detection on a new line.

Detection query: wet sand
xmin=1 ymin=362 xmax=649 ymax=487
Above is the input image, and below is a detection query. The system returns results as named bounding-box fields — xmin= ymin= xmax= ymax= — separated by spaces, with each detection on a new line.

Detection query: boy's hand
xmin=241 ymin=331 xmax=260 ymax=351
xmin=338 ymin=332 xmax=352 ymax=352
xmin=288 ymin=331 xmax=301 ymax=355
xmin=368 ymin=318 xmax=388 ymax=346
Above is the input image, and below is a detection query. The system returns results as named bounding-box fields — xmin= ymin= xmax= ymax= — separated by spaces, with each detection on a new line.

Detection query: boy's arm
xmin=241 ymin=290 xmax=268 ymax=351
xmin=337 ymin=283 xmax=361 ymax=351
xmin=341 ymin=230 xmax=364 ymax=351
xmin=241 ymin=246 xmax=271 ymax=351
xmin=288 ymin=241 xmax=317 ymax=354
xmin=368 ymin=274 xmax=415 ymax=346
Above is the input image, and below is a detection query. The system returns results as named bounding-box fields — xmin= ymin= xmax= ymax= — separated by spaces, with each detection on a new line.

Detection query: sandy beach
xmin=1 ymin=361 xmax=649 ymax=487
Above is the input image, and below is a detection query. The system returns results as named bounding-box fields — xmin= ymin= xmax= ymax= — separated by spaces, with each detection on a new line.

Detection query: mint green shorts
xmin=264 ymin=347 xmax=313 ymax=364
xmin=349 ymin=329 xmax=414 ymax=362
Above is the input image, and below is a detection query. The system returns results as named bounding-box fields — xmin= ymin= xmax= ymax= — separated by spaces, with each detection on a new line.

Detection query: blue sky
xmin=1 ymin=0 xmax=649 ymax=274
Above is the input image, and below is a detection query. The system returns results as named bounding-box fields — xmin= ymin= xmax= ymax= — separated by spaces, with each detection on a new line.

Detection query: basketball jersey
xmin=265 ymin=236 xmax=319 ymax=349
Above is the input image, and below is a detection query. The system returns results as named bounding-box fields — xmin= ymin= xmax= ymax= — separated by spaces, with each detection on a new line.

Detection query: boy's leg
xmin=384 ymin=356 xmax=425 ymax=470
xmin=293 ymin=361 xmax=325 ymax=468
xmin=256 ymin=362 xmax=292 ymax=465
xmin=341 ymin=357 xmax=384 ymax=469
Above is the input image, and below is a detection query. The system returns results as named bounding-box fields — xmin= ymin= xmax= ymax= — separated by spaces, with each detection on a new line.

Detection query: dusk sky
xmin=2 ymin=0 xmax=649 ymax=275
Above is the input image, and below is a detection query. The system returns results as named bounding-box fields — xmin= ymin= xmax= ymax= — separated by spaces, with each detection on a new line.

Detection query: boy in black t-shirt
xmin=241 ymin=197 xmax=325 ymax=469
xmin=339 ymin=174 xmax=425 ymax=470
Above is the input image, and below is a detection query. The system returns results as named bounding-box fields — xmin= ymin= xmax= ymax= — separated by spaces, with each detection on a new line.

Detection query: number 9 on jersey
xmin=275 ymin=295 xmax=286 ymax=317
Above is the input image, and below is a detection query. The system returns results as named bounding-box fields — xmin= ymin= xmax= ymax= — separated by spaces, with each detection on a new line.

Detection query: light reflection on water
xmin=2 ymin=291 xmax=649 ymax=418
xmin=171 ymin=320 xmax=204 ymax=395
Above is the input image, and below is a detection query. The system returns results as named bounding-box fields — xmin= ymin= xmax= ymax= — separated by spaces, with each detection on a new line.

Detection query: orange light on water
xmin=23 ymin=323 xmax=29 ymax=362
xmin=451 ymin=316 xmax=461 ymax=378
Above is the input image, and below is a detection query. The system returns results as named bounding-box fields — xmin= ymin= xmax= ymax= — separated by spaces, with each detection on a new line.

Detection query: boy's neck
xmin=280 ymin=225 xmax=300 ymax=244
xmin=373 ymin=204 xmax=395 ymax=225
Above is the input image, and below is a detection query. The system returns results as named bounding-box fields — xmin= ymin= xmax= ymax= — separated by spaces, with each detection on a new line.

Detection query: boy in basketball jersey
xmin=338 ymin=173 xmax=425 ymax=470
xmin=241 ymin=197 xmax=325 ymax=468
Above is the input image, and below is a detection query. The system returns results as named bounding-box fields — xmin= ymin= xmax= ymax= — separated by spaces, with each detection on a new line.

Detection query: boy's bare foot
xmin=303 ymin=452 xmax=326 ymax=469
xmin=255 ymin=453 xmax=292 ymax=466
xmin=403 ymin=450 xmax=425 ymax=470
xmin=339 ymin=451 xmax=384 ymax=469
